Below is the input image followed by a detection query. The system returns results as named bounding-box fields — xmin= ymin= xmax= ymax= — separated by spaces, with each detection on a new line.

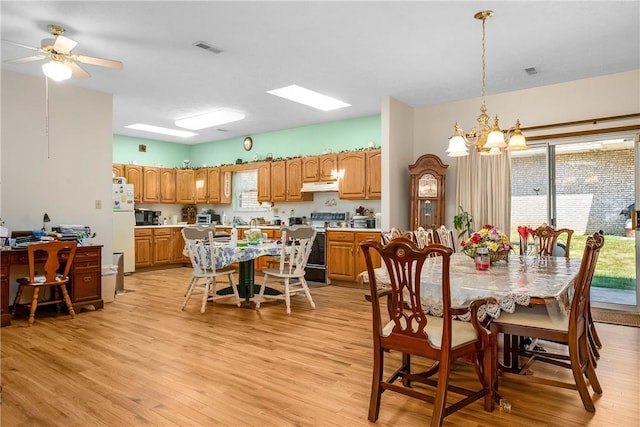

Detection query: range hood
xmin=301 ymin=181 xmax=339 ymax=193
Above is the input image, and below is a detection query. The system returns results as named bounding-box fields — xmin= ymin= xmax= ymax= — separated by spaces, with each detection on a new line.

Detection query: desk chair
xmin=256 ymin=225 xmax=316 ymax=315
xmin=12 ymin=241 xmax=77 ymax=326
xmin=490 ymin=231 xmax=604 ymax=412
xmin=182 ymin=228 xmax=240 ymax=313
xmin=360 ymin=238 xmax=495 ymax=426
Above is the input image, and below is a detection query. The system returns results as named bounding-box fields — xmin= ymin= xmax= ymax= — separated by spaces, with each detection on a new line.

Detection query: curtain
xmin=455 ymin=149 xmax=511 ymax=233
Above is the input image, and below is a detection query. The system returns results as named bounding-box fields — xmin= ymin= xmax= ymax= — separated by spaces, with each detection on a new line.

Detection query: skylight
xmin=174 ymin=109 xmax=245 ymax=130
xmin=125 ymin=124 xmax=197 ymax=138
xmin=267 ymin=85 xmax=351 ymax=111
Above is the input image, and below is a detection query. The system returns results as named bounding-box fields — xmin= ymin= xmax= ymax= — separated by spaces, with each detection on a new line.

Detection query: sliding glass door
xmin=511 ymin=134 xmax=639 ymax=312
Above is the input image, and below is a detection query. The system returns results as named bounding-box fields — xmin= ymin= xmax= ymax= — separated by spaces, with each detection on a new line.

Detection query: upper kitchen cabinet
xmin=257 ymin=162 xmax=271 ymax=202
xmin=408 ymin=154 xmax=447 ymax=231
xmin=124 ymin=165 xmax=143 ymax=202
xmin=302 ymin=154 xmax=338 ymax=182
xmin=207 ymin=168 xmax=232 ymax=204
xmin=194 ymin=169 xmax=208 ymax=203
xmin=286 ymin=158 xmax=313 ymax=202
xmin=338 ymin=149 xmax=381 ymax=200
xmin=142 ymin=166 xmax=161 ymax=203
xmin=113 ymin=164 xmax=124 ymax=179
xmin=160 ymin=168 xmax=176 ymax=203
xmin=270 ymin=161 xmax=287 ymax=202
xmin=176 ymin=169 xmax=196 ymax=203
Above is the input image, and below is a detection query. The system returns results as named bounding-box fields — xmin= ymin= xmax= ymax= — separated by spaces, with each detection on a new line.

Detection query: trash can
xmin=113 ymin=252 xmax=125 ymax=293
xmin=101 ymin=264 xmax=118 ymax=303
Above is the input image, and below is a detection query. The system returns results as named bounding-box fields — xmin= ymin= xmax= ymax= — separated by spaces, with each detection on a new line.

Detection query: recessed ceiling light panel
xmin=125 ymin=123 xmax=197 ymax=138
xmin=175 ymin=109 xmax=246 ymax=130
xmin=267 ymin=85 xmax=351 ymax=111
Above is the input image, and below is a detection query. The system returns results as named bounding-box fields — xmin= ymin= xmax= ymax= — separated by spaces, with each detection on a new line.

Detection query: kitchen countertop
xmin=135 ymin=225 xmax=382 ymax=232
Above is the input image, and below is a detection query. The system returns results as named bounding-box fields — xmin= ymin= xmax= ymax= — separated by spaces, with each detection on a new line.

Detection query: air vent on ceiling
xmin=193 ymin=41 xmax=222 ymax=54
xmin=216 ymin=129 xmax=229 ymax=132
xmin=524 ymin=66 xmax=538 ymax=75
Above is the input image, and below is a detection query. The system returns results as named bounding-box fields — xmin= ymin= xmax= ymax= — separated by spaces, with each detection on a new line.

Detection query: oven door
xmin=305 ymin=231 xmax=328 ymax=284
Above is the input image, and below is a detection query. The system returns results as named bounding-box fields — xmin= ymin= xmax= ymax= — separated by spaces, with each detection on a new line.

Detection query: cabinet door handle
xmin=83 ymin=277 xmax=91 ymax=283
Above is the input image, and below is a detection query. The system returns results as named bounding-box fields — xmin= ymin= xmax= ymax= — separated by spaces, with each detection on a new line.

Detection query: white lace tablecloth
xmin=371 ymin=253 xmax=582 ymax=321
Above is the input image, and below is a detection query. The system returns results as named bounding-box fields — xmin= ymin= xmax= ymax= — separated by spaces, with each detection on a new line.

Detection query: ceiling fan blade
xmin=67 ymin=61 xmax=90 ymax=79
xmin=5 ymin=55 xmax=47 ymax=64
xmin=2 ymin=39 xmax=43 ymax=52
xmin=74 ymin=54 xmax=123 ymax=69
xmin=52 ymin=35 xmax=77 ymax=54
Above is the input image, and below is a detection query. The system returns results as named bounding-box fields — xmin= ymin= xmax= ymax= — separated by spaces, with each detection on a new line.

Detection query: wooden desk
xmin=1 ymin=245 xmax=104 ymax=327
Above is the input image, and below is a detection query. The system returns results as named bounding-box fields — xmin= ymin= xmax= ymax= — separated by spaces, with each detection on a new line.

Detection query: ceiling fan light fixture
xmin=42 ymin=60 xmax=71 ymax=81
xmin=175 ymin=109 xmax=245 ymax=130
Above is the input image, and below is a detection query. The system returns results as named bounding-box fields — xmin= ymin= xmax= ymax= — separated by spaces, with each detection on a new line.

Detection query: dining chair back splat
xmin=181 ymin=228 xmax=240 ymax=313
xmin=380 ymin=227 xmax=413 ymax=245
xmin=490 ymin=231 xmax=605 ymax=412
xmin=436 ymin=225 xmax=456 ymax=253
xmin=12 ymin=241 xmax=78 ymax=326
xmin=360 ymin=238 xmax=495 ymax=427
xmin=256 ymin=225 xmax=317 ymax=315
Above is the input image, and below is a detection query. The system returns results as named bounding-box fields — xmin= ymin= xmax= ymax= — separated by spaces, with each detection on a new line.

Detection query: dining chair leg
xmin=28 ymin=287 xmax=41 ymax=326
xmin=12 ymin=284 xmax=25 ymax=317
xmin=300 ymin=277 xmax=316 ymax=309
xmin=182 ymin=278 xmax=197 ymax=310
xmin=569 ymin=337 xmax=596 ymax=412
xmin=368 ymin=346 xmax=384 ymax=422
xmin=284 ymin=278 xmax=291 ymax=315
xmin=255 ymin=275 xmax=268 ymax=309
xmin=59 ymin=284 xmax=76 ymax=318
xmin=200 ymin=278 xmax=212 ymax=314
xmin=431 ymin=357 xmax=451 ymax=427
xmin=229 ymin=274 xmax=241 ymax=307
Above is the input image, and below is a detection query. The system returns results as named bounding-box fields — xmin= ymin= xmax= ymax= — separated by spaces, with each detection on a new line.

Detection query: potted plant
xmin=453 ymin=206 xmax=474 ymax=240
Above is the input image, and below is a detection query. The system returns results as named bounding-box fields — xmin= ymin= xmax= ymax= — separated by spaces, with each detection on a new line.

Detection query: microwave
xmin=196 ymin=214 xmax=211 ymax=224
xmin=135 ymin=209 xmax=161 ymax=226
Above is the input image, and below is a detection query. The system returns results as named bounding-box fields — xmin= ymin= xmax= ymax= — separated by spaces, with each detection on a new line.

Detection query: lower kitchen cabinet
xmin=135 ymin=228 xmax=172 ymax=268
xmin=328 ymin=230 xmax=381 ymax=282
xmin=171 ymin=227 xmax=190 ymax=264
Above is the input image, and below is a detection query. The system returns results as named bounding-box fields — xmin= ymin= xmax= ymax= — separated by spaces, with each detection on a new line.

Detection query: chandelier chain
xmin=481 ymin=16 xmax=486 ymax=100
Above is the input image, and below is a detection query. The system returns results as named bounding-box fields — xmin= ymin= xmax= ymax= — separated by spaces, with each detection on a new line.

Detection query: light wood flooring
xmin=2 ymin=267 xmax=639 ymax=426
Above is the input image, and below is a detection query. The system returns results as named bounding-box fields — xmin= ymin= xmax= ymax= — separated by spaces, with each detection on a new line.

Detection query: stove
xmin=305 ymin=212 xmax=349 ymax=284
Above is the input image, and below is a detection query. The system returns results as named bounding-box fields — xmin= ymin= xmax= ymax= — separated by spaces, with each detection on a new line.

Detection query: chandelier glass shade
xmin=446 ymin=10 xmax=527 ymax=157
xmin=42 ymin=59 xmax=72 ymax=81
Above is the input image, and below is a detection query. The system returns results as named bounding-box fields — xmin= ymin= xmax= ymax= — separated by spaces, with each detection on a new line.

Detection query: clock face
xmin=243 ymin=136 xmax=253 ymax=151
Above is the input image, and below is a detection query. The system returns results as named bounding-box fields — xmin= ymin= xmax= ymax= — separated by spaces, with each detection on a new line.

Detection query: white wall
xmin=1 ymin=70 xmax=114 ymax=263
xmin=411 ymin=70 xmax=640 ymax=228
xmin=382 ymin=96 xmax=414 ymax=230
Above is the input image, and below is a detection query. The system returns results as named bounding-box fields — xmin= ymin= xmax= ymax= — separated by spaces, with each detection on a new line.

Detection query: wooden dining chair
xmin=436 ymin=225 xmax=456 ymax=253
xmin=12 ymin=241 xmax=78 ymax=326
xmin=182 ymin=229 xmax=240 ymax=313
xmin=531 ymin=225 xmax=601 ymax=359
xmin=490 ymin=231 xmax=605 ymax=412
xmin=360 ymin=238 xmax=496 ymax=427
xmin=380 ymin=227 xmax=413 ymax=245
xmin=256 ymin=225 xmax=317 ymax=315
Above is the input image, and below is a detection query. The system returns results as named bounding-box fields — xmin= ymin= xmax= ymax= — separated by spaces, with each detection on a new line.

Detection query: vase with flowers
xmin=460 ymin=224 xmax=511 ymax=263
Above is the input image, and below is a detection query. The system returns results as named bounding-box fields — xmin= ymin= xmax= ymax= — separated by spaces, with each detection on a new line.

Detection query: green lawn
xmin=570 ymin=234 xmax=635 ymax=290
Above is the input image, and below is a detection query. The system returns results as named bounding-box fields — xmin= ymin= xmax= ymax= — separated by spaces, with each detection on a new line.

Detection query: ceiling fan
xmin=3 ymin=24 xmax=123 ymax=80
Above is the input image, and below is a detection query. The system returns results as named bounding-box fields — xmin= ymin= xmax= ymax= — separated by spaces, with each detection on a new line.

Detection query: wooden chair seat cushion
xmin=382 ymin=314 xmax=485 ymax=349
xmin=261 ymin=268 xmax=304 ymax=279
xmin=492 ymin=303 xmax=568 ymax=332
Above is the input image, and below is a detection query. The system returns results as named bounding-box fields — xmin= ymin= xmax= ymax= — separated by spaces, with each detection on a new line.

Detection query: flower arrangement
xmin=460 ymin=224 xmax=511 ymax=259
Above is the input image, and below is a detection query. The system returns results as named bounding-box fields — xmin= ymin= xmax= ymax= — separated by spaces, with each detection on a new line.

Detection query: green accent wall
xmin=113 ymin=135 xmax=191 ymax=167
xmin=113 ymin=115 xmax=381 ymax=167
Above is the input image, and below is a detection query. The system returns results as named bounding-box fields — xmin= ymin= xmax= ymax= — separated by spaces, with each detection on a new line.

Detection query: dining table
xmin=205 ymin=241 xmax=282 ymax=306
xmin=370 ymin=252 xmax=582 ymax=322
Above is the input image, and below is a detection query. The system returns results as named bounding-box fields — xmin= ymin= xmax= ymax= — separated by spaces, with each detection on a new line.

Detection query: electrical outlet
xmin=95 ymin=200 xmax=102 ymax=209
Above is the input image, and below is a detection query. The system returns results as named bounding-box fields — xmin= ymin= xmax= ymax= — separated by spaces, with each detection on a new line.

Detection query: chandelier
xmin=446 ymin=10 xmax=527 ymax=157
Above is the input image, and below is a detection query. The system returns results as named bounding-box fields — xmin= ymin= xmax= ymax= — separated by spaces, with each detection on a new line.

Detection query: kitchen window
xmin=233 ymin=170 xmax=263 ymax=211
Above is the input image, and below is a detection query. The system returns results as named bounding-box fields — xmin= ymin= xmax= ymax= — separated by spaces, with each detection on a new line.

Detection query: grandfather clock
xmin=409 ymin=154 xmax=448 ymax=230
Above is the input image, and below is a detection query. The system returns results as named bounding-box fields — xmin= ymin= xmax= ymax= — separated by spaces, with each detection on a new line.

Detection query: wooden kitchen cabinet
xmin=176 ymin=169 xmax=196 ymax=203
xmin=142 ymin=166 xmax=161 ymax=203
xmin=112 ymin=163 xmax=124 ymax=179
xmin=171 ymin=227 xmax=190 ymax=264
xmin=124 ymin=165 xmax=143 ymax=202
xmin=207 ymin=167 xmax=221 ymax=203
xmin=270 ymin=161 xmax=287 ymax=202
xmin=135 ymin=228 xmax=172 ymax=267
xmin=70 ymin=245 xmax=103 ymax=308
xmin=286 ymin=158 xmax=312 ymax=201
xmin=338 ymin=150 xmax=381 ymax=200
xmin=302 ymin=154 xmax=338 ymax=182
xmin=327 ymin=230 xmax=381 ymax=282
xmin=327 ymin=231 xmax=356 ymax=281
xmin=194 ymin=169 xmax=208 ymax=203
xmin=257 ymin=162 xmax=271 ymax=202
xmin=160 ymin=168 xmax=176 ymax=203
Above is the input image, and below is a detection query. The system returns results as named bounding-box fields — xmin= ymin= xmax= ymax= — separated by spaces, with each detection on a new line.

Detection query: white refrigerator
xmin=113 ymin=183 xmax=136 ymax=273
